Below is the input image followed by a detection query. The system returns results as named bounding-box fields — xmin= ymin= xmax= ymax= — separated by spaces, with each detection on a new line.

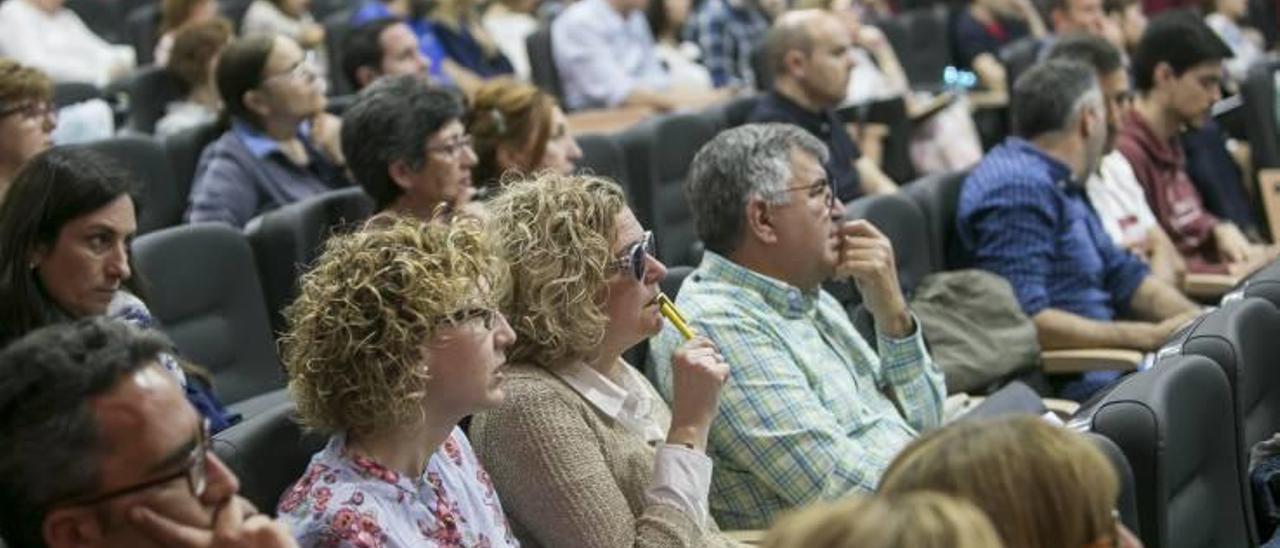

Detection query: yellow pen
xmin=657 ymin=293 xmax=695 ymax=340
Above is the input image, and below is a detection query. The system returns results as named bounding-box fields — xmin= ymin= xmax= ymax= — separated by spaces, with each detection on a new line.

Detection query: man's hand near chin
xmin=130 ymin=496 xmax=298 ymax=548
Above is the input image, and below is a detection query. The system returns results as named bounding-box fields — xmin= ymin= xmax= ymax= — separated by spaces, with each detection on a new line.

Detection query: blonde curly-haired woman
xmin=276 ymin=215 xmax=519 ymax=547
xmin=470 ymin=173 xmax=738 ymax=548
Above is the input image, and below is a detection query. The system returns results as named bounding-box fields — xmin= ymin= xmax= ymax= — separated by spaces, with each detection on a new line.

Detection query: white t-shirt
xmin=1086 ymin=151 xmax=1160 ymax=250
xmin=483 ymin=11 xmax=537 ymax=81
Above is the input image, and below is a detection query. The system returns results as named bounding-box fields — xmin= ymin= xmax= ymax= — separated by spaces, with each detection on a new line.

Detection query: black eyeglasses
xmin=55 ymin=418 xmax=211 ymax=508
xmin=611 ymin=230 xmax=655 ymax=281
xmin=781 ymin=179 xmax=837 ymax=209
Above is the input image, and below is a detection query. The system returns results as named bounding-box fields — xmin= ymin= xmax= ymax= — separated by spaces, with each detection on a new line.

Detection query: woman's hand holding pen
xmin=666 ymin=337 xmax=729 ymax=452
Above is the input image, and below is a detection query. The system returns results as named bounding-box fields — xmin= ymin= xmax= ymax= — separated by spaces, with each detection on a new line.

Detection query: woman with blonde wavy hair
xmin=470 ymin=173 xmax=737 ymax=547
xmin=465 ymin=79 xmax=582 ymax=196
xmin=276 ymin=215 xmax=520 ymax=547
xmin=878 ymin=416 xmax=1143 ymax=548
xmin=762 ymin=492 xmax=1006 ymax=548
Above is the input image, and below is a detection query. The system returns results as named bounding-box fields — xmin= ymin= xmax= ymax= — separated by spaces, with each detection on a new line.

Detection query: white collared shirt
xmin=552 ymin=360 xmax=713 ymax=527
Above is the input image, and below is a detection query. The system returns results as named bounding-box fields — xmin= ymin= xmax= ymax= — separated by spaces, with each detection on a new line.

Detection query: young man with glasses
xmin=0 ymin=59 xmax=56 ymax=200
xmin=647 ymin=123 xmax=943 ymax=530
xmin=0 ymin=317 xmax=298 ymax=548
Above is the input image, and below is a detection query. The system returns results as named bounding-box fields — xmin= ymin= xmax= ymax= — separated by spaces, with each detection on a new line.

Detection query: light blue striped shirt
xmin=647 ymin=252 xmax=944 ymax=530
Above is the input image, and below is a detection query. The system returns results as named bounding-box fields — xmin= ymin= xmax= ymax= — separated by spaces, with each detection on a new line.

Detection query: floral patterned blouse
xmin=278 ymin=427 xmax=519 ymax=548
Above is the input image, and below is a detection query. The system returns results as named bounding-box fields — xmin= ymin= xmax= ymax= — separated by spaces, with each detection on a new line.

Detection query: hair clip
xmin=490 ymin=108 xmax=507 ymax=136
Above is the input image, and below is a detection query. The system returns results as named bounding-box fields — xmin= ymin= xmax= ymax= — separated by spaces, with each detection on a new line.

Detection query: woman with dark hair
xmin=187 ymin=34 xmax=350 ymax=228
xmin=465 ymin=79 xmax=581 ymax=195
xmin=0 ymin=146 xmax=236 ymax=430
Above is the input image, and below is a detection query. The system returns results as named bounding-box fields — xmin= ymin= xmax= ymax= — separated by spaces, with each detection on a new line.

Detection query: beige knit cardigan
xmin=469 ymin=363 xmax=741 ymax=548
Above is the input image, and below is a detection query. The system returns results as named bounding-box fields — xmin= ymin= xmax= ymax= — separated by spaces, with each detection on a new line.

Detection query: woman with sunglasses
xmin=471 ymin=173 xmax=738 ymax=547
xmin=278 ymin=214 xmax=520 ymax=547
xmin=186 ymin=34 xmax=350 ymax=228
xmin=0 ymin=58 xmax=56 ymax=200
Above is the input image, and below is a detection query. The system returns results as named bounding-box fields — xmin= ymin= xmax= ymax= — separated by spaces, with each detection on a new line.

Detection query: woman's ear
xmin=388 ymin=158 xmax=417 ymax=191
xmin=242 ymin=89 xmax=270 ymax=119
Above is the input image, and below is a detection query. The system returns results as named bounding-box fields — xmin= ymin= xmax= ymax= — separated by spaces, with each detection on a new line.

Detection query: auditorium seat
xmin=52 ymin=82 xmax=101 ymax=109
xmin=1228 ymin=258 xmax=1280 ymax=308
xmin=647 ymin=112 xmax=719 ymax=266
xmin=1157 ymin=296 xmax=1280 ymax=543
xmin=123 ymin=66 xmax=188 ymax=135
xmin=877 ymin=5 xmax=953 ymax=91
xmin=527 ymin=26 xmax=566 ymax=106
xmin=616 ymin=117 xmax=661 ymax=227
xmin=1242 ymin=61 xmax=1279 ymax=171
xmin=902 ymin=170 xmax=970 ymax=270
xmin=322 ymin=9 xmax=356 ymax=96
xmin=163 ymin=119 xmax=221 ymax=208
xmin=80 ymin=135 xmax=185 ymax=234
xmin=1083 ymin=432 xmax=1142 ymax=537
xmin=1077 ymin=354 xmax=1251 ymax=548
xmin=576 ymin=133 xmax=630 ymax=190
xmin=133 ymin=223 xmax=286 ymax=411
xmin=125 ymin=3 xmax=161 ymax=67
xmin=722 ymin=94 xmax=759 ymax=128
xmin=212 ymin=399 xmax=326 ymax=514
xmin=244 ymin=187 xmax=376 ymax=334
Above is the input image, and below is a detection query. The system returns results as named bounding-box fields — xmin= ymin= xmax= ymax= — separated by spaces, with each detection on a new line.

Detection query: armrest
xmin=724 ymin=530 xmax=765 ymax=545
xmin=1041 ymin=348 xmax=1143 ymax=374
xmin=1183 ymin=272 xmax=1239 ymax=300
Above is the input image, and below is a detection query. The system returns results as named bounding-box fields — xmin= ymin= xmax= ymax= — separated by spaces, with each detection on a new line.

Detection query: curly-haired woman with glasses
xmin=470 ymin=173 xmax=738 ymax=547
xmin=277 ymin=214 xmax=519 ymax=547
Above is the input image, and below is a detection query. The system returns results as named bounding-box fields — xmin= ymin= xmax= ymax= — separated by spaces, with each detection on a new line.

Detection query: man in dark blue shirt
xmin=748 ymin=9 xmax=897 ymax=202
xmin=958 ymin=60 xmax=1198 ymax=372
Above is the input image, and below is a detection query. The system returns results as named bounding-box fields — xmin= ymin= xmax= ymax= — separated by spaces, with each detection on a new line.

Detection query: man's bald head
xmin=763 ymin=9 xmax=826 ymax=77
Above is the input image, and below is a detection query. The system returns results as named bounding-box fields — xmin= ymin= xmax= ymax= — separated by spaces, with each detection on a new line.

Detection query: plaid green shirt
xmin=647 ymin=252 xmax=944 ymax=530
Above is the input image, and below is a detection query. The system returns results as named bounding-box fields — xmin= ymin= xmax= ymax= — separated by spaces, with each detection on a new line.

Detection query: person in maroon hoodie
xmin=1117 ymin=10 xmax=1273 ymax=275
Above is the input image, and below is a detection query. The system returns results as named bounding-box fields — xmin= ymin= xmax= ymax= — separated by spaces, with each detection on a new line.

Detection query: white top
xmin=0 ymin=0 xmax=134 ymax=86
xmin=656 ymin=41 xmax=714 ymax=91
xmin=844 ymin=47 xmax=904 ymax=106
xmin=1086 ymin=151 xmax=1160 ymax=249
xmin=482 ymin=11 xmax=537 ymax=81
xmin=552 ymin=360 xmax=713 ymax=526
xmin=156 ymin=100 xmax=218 ymax=139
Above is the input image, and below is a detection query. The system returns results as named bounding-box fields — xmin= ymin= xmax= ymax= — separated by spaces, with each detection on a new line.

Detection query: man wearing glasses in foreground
xmin=647 ymin=123 xmax=945 ymax=530
xmin=0 ymin=318 xmax=297 ymax=548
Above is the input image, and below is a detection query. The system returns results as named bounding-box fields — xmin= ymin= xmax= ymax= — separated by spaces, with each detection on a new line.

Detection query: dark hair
xmin=215 ymin=34 xmax=276 ymax=129
xmin=1045 ymin=33 xmax=1124 ymax=75
xmin=1011 ymin=59 xmax=1101 ymax=138
xmin=0 ymin=147 xmax=142 ymax=347
xmin=340 ymin=75 xmax=465 ymax=209
xmin=0 ymin=317 xmax=171 ymax=548
xmin=1131 ymin=10 xmax=1233 ymax=92
xmin=341 ymin=17 xmax=402 ymax=91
